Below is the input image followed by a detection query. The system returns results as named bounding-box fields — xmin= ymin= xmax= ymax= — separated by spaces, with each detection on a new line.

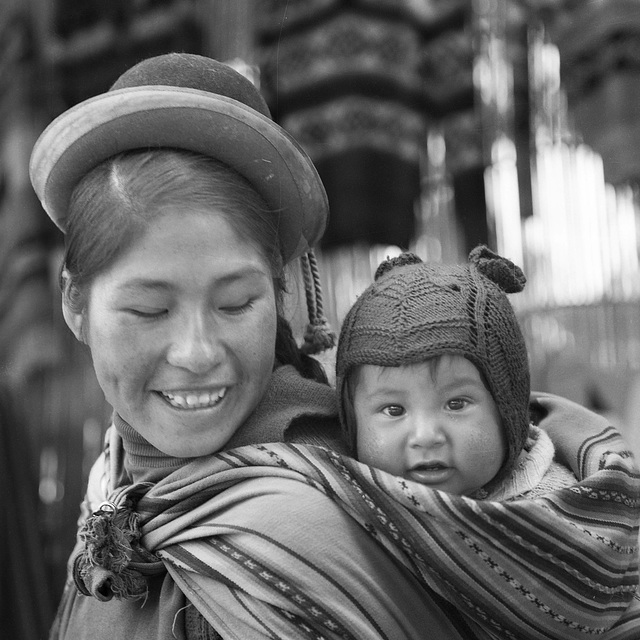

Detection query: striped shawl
xmin=64 ymin=421 xmax=640 ymax=640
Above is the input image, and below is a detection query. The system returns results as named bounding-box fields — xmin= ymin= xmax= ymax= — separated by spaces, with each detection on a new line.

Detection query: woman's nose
xmin=166 ymin=312 xmax=222 ymax=373
xmin=408 ymin=415 xmax=446 ymax=448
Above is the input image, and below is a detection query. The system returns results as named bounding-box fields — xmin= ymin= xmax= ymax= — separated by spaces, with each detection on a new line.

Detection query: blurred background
xmin=2 ymin=0 xmax=640 ymax=637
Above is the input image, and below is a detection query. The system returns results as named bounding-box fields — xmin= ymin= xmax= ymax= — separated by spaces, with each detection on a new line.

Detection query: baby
xmin=336 ymin=245 xmax=576 ymax=500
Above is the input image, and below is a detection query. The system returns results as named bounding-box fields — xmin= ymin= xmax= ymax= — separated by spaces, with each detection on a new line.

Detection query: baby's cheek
xmin=357 ymin=432 xmax=399 ymax=475
xmin=356 ymin=436 xmax=379 ymax=466
xmin=465 ymin=428 xmax=506 ymax=472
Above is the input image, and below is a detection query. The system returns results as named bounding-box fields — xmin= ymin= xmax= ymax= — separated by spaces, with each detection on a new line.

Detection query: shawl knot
xmin=74 ymin=483 xmax=160 ymax=601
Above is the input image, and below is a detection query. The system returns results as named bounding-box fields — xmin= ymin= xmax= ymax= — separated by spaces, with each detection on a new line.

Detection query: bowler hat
xmin=29 ymin=53 xmax=328 ymax=262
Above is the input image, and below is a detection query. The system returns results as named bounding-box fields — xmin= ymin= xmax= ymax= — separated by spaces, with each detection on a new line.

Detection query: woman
xmin=31 ymin=53 xmax=639 ymax=639
xmin=31 ymin=52 xmax=462 ymax=639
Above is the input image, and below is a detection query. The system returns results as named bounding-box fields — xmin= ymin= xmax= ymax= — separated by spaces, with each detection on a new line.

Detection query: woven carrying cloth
xmin=57 ymin=420 xmax=640 ymax=639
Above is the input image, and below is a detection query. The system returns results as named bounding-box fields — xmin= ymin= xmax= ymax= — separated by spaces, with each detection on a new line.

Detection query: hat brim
xmin=29 ymin=86 xmax=328 ymax=261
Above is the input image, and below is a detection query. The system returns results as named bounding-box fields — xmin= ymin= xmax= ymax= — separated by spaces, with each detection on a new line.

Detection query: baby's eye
xmin=446 ymin=398 xmax=468 ymax=411
xmin=382 ymin=404 xmax=405 ymax=417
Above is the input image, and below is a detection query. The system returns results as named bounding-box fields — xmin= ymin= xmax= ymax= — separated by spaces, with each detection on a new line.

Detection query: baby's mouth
xmin=159 ymin=388 xmax=227 ymax=410
xmin=407 ymin=462 xmax=453 ymax=485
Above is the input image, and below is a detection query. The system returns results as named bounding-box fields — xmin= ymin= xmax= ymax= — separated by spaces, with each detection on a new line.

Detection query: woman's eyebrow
xmin=115 ymin=279 xmax=172 ymax=294
xmin=115 ymin=267 xmax=269 ymax=294
xmin=213 ymin=266 xmax=270 ymax=286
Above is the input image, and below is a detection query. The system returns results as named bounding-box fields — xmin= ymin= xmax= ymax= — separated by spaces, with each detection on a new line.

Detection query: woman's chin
xmin=151 ymin=435 xmax=230 ymax=459
xmin=137 ymin=391 xmax=236 ymax=455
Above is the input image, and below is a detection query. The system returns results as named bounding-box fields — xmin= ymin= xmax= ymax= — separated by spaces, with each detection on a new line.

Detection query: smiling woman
xmin=28 ymin=53 xmax=368 ymax=639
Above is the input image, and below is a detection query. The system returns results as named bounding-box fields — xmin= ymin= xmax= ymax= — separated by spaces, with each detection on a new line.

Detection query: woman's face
xmin=64 ymin=207 xmax=278 ymax=457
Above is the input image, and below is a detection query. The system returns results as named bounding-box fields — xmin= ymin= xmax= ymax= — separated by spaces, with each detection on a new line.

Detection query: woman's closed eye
xmin=126 ymin=307 xmax=168 ymax=319
xmin=219 ymin=299 xmax=255 ymax=315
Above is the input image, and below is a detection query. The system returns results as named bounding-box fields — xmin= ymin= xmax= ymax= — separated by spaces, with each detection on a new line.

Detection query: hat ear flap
xmin=469 ymin=245 xmax=526 ymax=294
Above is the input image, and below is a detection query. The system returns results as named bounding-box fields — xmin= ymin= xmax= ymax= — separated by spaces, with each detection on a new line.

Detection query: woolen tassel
xmin=300 ymin=249 xmax=336 ymax=355
xmin=302 ymin=318 xmax=336 ymax=355
xmin=74 ymin=501 xmax=148 ymax=601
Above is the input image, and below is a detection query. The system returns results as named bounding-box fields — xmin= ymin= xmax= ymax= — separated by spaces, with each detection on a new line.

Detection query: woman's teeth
xmin=161 ymin=388 xmax=227 ymax=409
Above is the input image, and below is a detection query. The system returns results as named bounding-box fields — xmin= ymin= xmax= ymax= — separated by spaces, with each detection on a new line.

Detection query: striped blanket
xmin=69 ymin=421 xmax=640 ymax=639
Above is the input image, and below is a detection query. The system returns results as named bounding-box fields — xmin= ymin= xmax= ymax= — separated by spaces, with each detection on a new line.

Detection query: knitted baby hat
xmin=336 ymin=245 xmax=530 ymax=486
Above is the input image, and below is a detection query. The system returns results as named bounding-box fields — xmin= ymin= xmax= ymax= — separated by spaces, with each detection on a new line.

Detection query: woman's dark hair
xmin=63 ymin=148 xmax=327 ymax=382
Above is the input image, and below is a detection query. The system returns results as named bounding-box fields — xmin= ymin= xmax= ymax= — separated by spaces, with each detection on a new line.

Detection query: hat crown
xmin=360 ymin=263 xmax=470 ymax=344
xmin=110 ymin=53 xmax=271 ymax=118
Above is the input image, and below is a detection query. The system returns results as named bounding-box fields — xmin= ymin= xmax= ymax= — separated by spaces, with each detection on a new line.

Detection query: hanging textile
xmin=257 ymin=0 xmax=471 ymax=249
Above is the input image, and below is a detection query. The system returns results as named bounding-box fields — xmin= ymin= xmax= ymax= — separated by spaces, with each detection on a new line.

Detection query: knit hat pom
xmin=374 ymin=252 xmax=423 ymax=281
xmin=469 ymin=245 xmax=526 ymax=294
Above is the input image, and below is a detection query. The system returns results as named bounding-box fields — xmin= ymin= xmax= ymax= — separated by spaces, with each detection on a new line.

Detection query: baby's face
xmin=353 ymin=355 xmax=506 ymax=495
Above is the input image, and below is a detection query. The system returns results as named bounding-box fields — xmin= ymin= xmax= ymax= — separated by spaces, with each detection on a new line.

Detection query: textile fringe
xmin=74 ymin=500 xmax=148 ymax=601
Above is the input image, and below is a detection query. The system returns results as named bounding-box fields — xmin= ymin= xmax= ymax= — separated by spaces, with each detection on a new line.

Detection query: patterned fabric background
xmin=257 ymin=0 xmax=473 ymax=248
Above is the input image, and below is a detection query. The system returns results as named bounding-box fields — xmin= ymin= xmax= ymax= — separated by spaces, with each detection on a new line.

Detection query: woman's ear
xmin=61 ymin=269 xmax=86 ymax=343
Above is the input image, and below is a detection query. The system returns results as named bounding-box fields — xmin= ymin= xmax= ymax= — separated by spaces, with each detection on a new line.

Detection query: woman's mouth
xmin=158 ymin=388 xmax=227 ymax=410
